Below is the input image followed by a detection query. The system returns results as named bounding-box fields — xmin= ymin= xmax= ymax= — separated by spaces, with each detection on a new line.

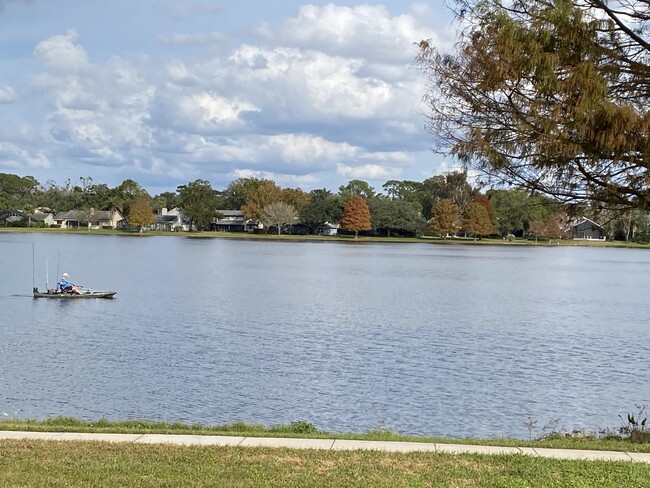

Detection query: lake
xmin=1 ymin=232 xmax=649 ymax=439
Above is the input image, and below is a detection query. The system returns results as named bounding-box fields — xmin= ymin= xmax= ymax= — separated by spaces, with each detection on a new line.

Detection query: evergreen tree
xmin=299 ymin=189 xmax=343 ymax=233
xmin=338 ymin=180 xmax=376 ymax=200
xmin=177 ymin=179 xmax=220 ymax=231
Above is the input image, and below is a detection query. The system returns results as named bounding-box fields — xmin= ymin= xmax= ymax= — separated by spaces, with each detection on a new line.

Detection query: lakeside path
xmin=2 ymin=431 xmax=649 ymax=463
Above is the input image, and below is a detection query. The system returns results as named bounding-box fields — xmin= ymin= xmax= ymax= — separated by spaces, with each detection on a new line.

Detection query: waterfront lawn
xmin=0 ymin=440 xmax=649 ymax=488
xmin=2 ymin=418 xmax=649 ymax=453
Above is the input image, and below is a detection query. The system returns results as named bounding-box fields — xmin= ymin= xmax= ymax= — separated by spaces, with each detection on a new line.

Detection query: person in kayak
xmin=57 ymin=273 xmax=84 ymax=294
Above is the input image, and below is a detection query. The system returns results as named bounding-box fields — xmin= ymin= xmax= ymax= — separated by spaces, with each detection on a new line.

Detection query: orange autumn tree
xmin=428 ymin=198 xmax=461 ymax=237
xmin=463 ymin=201 xmax=493 ymax=239
xmin=340 ymin=195 xmax=371 ymax=238
xmin=128 ymin=196 xmax=155 ymax=233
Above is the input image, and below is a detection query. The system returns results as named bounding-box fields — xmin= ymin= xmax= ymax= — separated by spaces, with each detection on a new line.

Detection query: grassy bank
xmin=1 ymin=439 xmax=648 ymax=487
xmin=1 ymin=226 xmax=648 ymax=248
xmin=2 ymin=418 xmax=649 ymax=453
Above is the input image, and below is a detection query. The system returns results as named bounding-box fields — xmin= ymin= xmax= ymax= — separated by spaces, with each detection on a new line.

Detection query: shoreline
xmin=1 ymin=227 xmax=647 ymax=249
xmin=1 ymin=418 xmax=649 ymax=453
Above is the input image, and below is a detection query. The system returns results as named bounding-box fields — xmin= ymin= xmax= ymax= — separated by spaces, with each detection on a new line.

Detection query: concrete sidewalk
xmin=1 ymin=431 xmax=649 ymax=463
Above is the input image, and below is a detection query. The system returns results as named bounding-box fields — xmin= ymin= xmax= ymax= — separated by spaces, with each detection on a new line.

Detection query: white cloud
xmin=257 ymin=3 xmax=446 ymax=64
xmin=265 ymin=134 xmax=357 ymax=164
xmin=185 ymin=92 xmax=258 ymax=125
xmin=337 ymin=163 xmax=401 ymax=180
xmin=154 ymin=89 xmax=259 ymax=133
xmin=227 ymin=45 xmax=412 ymax=121
xmin=7 ymin=3 xmax=443 ymax=191
xmin=0 ymin=142 xmax=50 ymax=169
xmin=165 ymin=60 xmax=199 ymax=85
xmin=34 ymin=30 xmax=89 ymax=72
xmin=31 ymin=42 xmax=156 ymax=165
xmin=0 ymin=86 xmax=17 ymax=103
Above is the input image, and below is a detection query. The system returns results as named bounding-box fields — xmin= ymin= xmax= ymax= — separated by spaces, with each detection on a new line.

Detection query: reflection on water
xmin=0 ymin=233 xmax=649 ymax=438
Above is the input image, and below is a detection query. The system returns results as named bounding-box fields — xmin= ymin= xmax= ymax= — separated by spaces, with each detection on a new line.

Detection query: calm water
xmin=0 ymin=233 xmax=648 ymax=439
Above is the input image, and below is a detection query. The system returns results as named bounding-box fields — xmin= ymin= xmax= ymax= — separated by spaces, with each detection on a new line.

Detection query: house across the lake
xmin=567 ymin=218 xmax=606 ymax=240
xmin=154 ymin=207 xmax=190 ymax=232
xmin=207 ymin=210 xmax=262 ymax=233
xmin=53 ymin=209 xmax=125 ymax=229
xmin=30 ymin=211 xmax=54 ymax=227
xmin=316 ymin=222 xmax=339 ymax=236
xmin=0 ymin=210 xmax=27 ymax=225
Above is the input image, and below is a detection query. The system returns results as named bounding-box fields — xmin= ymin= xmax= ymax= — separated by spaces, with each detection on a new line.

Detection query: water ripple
xmin=0 ymin=236 xmax=648 ymax=438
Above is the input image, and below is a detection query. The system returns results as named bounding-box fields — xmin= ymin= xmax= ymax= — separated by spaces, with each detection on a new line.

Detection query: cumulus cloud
xmin=0 ymin=86 xmax=17 ymax=103
xmin=14 ymin=3 xmax=442 ymax=191
xmin=265 ymin=134 xmax=357 ymax=165
xmin=0 ymin=142 xmax=50 ymax=169
xmin=34 ymin=30 xmax=89 ymax=72
xmin=31 ymin=37 xmax=155 ymax=166
xmin=183 ymin=92 xmax=258 ymax=125
xmin=153 ymin=89 xmax=259 ymax=134
xmin=337 ymin=163 xmax=401 ymax=180
xmin=227 ymin=45 xmax=413 ymax=122
xmin=165 ymin=60 xmax=200 ymax=85
xmin=256 ymin=3 xmax=446 ymax=64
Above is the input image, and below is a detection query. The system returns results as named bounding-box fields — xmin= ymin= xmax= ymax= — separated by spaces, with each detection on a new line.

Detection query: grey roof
xmin=54 ymin=209 xmax=123 ymax=221
xmin=54 ymin=210 xmax=85 ymax=220
xmin=0 ymin=209 xmax=26 ymax=219
xmin=572 ymin=217 xmax=604 ymax=229
xmin=89 ymin=211 xmax=112 ymax=221
xmin=156 ymin=214 xmax=190 ymax=224
xmin=213 ymin=218 xmax=246 ymax=226
xmin=31 ymin=212 xmax=53 ymax=221
xmin=156 ymin=215 xmax=178 ymax=223
xmin=217 ymin=210 xmax=244 ymax=218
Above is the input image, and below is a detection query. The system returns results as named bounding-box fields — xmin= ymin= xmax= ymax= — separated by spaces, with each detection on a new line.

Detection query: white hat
xmin=62 ymin=273 xmax=69 ymax=278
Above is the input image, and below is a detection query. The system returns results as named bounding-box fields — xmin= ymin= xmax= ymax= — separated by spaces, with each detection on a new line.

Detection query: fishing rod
xmin=32 ymin=243 xmax=35 ymax=291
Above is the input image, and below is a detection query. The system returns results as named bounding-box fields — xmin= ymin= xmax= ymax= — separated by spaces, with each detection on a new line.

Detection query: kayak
xmin=33 ymin=288 xmax=116 ymax=299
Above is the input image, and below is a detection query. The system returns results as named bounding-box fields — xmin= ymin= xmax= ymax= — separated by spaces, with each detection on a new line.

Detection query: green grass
xmin=2 ymin=418 xmax=649 ymax=453
xmin=0 ymin=439 xmax=648 ymax=487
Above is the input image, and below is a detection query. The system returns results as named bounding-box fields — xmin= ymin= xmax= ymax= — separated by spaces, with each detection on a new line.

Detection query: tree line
xmin=2 ymin=171 xmax=648 ymax=241
xmin=413 ymin=0 xmax=650 ymax=242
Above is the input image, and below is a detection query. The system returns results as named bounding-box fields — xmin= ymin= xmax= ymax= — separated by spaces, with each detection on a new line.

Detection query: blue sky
xmin=0 ymin=1 xmax=457 ymax=195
